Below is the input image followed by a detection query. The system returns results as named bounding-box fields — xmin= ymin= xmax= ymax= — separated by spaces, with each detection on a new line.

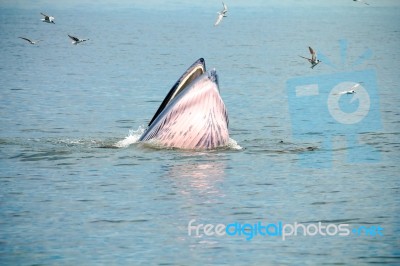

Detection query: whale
xmin=139 ymin=58 xmax=230 ymax=150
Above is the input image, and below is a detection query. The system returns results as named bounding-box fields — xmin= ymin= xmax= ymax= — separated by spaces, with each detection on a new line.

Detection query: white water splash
xmin=114 ymin=126 xmax=146 ymax=148
xmin=227 ymin=138 xmax=243 ymax=150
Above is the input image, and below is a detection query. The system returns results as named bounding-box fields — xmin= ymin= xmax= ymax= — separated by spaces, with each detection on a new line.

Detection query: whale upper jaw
xmin=139 ymin=58 xmax=230 ymax=150
xmin=147 ymin=58 xmax=206 ymax=127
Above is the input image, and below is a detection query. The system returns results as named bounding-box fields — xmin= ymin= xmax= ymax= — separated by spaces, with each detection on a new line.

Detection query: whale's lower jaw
xmin=144 ymin=116 xmax=229 ymax=150
xmin=139 ymin=81 xmax=229 ymax=150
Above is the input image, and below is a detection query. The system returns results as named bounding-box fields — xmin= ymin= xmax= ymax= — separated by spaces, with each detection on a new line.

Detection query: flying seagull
xmin=41 ymin=12 xmax=55 ymax=24
xmin=68 ymin=34 xmax=89 ymax=45
xmin=299 ymin=46 xmax=321 ymax=69
xmin=214 ymin=2 xmax=228 ymax=26
xmin=19 ymin=37 xmax=42 ymax=45
xmin=353 ymin=0 xmax=369 ymax=5
xmin=339 ymin=83 xmax=361 ymax=95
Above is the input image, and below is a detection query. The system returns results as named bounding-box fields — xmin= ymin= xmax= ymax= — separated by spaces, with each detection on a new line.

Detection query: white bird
xmin=19 ymin=37 xmax=42 ymax=45
xmin=214 ymin=2 xmax=228 ymax=26
xmin=68 ymin=34 xmax=89 ymax=45
xmin=340 ymin=83 xmax=361 ymax=95
xmin=299 ymin=46 xmax=321 ymax=69
xmin=353 ymin=0 xmax=369 ymax=6
xmin=41 ymin=12 xmax=55 ymax=24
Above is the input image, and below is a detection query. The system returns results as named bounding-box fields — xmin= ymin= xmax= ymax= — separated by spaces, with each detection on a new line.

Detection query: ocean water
xmin=1 ymin=1 xmax=399 ymax=265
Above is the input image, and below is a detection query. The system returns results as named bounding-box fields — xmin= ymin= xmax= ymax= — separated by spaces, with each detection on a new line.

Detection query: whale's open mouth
xmin=147 ymin=58 xmax=206 ymax=127
xmin=139 ymin=58 xmax=229 ymax=150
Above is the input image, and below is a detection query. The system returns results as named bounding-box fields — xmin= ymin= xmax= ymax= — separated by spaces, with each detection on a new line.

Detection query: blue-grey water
xmin=1 ymin=1 xmax=399 ymax=265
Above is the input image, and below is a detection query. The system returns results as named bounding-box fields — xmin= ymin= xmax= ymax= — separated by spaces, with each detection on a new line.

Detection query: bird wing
xmin=222 ymin=2 xmax=228 ymax=12
xmin=309 ymin=46 xmax=317 ymax=61
xmin=40 ymin=12 xmax=49 ymax=19
xmin=68 ymin=35 xmax=79 ymax=42
xmin=350 ymin=83 xmax=360 ymax=90
xmin=299 ymin=55 xmax=311 ymax=62
xmin=214 ymin=14 xmax=223 ymax=26
xmin=19 ymin=37 xmax=32 ymax=43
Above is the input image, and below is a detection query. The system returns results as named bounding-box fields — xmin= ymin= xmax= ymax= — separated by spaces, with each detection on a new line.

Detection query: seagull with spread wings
xmin=299 ymin=46 xmax=321 ymax=69
xmin=214 ymin=2 xmax=228 ymax=26
xmin=68 ymin=34 xmax=89 ymax=45
xmin=41 ymin=12 xmax=55 ymax=24
xmin=339 ymin=83 xmax=361 ymax=95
